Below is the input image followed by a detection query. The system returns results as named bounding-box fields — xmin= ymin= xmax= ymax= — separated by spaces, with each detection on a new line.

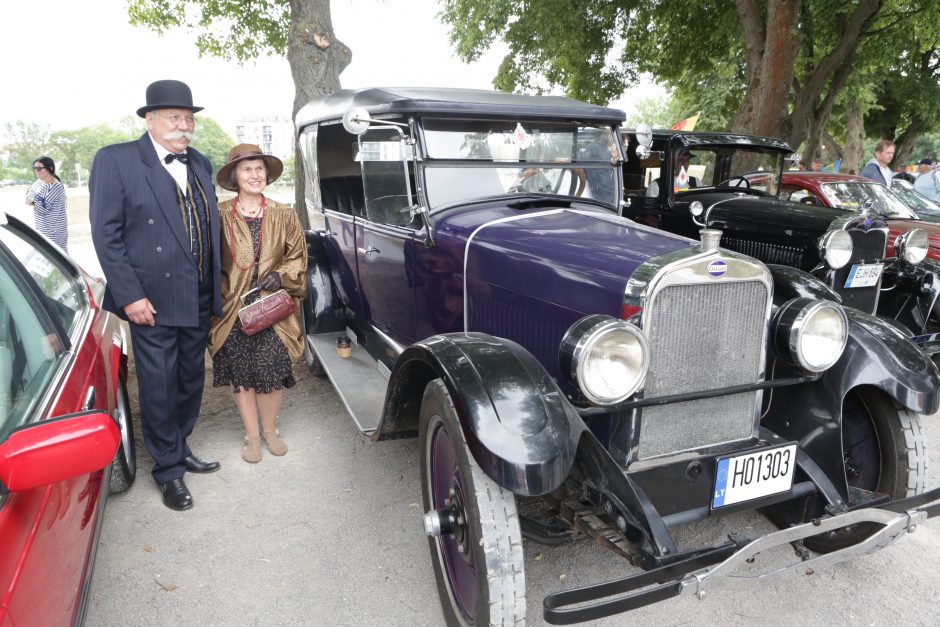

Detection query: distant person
xmin=25 ymin=156 xmax=68 ymax=252
xmin=895 ymin=164 xmax=916 ymax=183
xmin=208 ymin=144 xmax=307 ymax=463
xmin=89 ymin=79 xmax=222 ymax=511
xmin=810 ymin=158 xmax=823 ymax=172
xmin=860 ymin=140 xmax=895 ymax=186
xmin=914 ymin=158 xmax=940 ymax=201
xmin=646 ymin=148 xmax=698 ymax=197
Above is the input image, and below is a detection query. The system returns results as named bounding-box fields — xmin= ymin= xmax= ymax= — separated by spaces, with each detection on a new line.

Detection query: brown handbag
xmin=238 ymin=288 xmax=296 ymax=336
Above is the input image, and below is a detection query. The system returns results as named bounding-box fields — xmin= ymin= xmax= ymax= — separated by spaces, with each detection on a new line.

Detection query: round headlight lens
xmin=791 ymin=301 xmax=848 ymax=372
xmin=569 ymin=319 xmax=649 ymax=405
xmin=818 ymin=230 xmax=853 ymax=270
xmin=896 ymin=228 xmax=929 ymax=264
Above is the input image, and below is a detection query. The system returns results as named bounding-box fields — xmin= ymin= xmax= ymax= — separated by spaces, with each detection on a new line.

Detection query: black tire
xmin=108 ymin=374 xmax=137 ymax=494
xmin=419 ymin=380 xmax=525 ymax=626
xmin=805 ymin=387 xmax=928 ymax=552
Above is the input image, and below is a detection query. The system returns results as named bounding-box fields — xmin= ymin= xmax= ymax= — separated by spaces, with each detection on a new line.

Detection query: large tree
xmin=127 ymin=0 xmax=350 ymax=207
xmin=441 ymin=0 xmax=940 ymax=162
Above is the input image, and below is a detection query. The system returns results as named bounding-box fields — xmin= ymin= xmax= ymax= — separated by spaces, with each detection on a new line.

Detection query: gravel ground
xmin=84 ymin=359 xmax=940 ymax=626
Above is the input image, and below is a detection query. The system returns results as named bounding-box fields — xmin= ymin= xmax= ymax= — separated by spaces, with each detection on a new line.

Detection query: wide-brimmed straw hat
xmin=136 ymin=79 xmax=204 ymax=118
xmin=216 ymin=144 xmax=284 ymax=191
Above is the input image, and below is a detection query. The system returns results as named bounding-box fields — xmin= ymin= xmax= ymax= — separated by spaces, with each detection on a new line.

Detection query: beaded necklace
xmin=228 ymin=195 xmax=266 ymax=271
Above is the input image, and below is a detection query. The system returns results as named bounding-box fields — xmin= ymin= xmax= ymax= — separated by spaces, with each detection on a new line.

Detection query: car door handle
xmin=319 ymin=229 xmax=336 ymax=237
xmin=82 ymin=386 xmax=96 ymax=411
xmin=357 ymin=246 xmax=380 ymax=256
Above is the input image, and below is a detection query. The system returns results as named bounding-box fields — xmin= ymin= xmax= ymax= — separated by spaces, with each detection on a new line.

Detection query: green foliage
xmin=127 ymin=0 xmax=290 ymax=62
xmin=191 ymin=117 xmax=236 ymax=171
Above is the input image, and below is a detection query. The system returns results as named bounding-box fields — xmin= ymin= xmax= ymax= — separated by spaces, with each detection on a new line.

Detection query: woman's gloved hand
xmin=258 ymin=271 xmax=281 ymax=291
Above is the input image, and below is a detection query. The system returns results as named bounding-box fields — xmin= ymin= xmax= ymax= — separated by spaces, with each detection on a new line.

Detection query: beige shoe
xmin=242 ymin=435 xmax=262 ymax=463
xmin=262 ymin=429 xmax=287 ymax=456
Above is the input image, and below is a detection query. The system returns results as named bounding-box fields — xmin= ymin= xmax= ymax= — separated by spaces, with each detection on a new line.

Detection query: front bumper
xmin=543 ymin=485 xmax=940 ymax=624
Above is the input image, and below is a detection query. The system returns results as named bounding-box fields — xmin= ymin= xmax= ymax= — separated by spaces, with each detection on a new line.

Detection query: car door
xmin=0 ymin=219 xmax=106 ymax=626
xmin=355 ymin=127 xmax=420 ymax=348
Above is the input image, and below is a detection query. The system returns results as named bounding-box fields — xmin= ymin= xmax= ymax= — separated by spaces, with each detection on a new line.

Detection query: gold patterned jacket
xmin=208 ymin=197 xmax=308 ymax=361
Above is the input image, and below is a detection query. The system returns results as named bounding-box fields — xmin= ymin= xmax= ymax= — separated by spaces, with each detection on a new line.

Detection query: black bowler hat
xmin=136 ymin=79 xmax=204 ymax=118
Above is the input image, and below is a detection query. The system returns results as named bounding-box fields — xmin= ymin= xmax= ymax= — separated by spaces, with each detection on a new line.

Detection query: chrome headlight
xmin=895 ymin=228 xmax=929 ymax=264
xmin=773 ymin=298 xmax=848 ymax=372
xmin=559 ymin=315 xmax=649 ymax=405
xmin=818 ymin=230 xmax=853 ymax=270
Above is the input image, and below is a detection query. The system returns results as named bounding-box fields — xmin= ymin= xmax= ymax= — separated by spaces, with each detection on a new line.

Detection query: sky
xmin=0 ymin=0 xmax=658 ymax=140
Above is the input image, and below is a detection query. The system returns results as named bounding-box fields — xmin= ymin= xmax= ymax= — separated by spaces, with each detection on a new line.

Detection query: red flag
xmin=671 ymin=113 xmax=701 ymax=131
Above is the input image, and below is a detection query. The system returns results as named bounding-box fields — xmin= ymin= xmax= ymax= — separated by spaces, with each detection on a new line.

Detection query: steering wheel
xmin=508 ymin=167 xmax=587 ymax=197
xmin=717 ymin=176 xmax=750 ymax=189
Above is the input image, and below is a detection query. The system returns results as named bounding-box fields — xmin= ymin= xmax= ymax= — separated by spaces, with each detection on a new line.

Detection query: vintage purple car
xmin=294 ymin=88 xmax=940 ymax=624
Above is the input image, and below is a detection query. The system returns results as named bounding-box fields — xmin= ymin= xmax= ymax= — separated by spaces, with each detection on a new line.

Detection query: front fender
xmin=763 ymin=308 xmax=940 ymax=497
xmin=376 ymin=332 xmax=586 ymax=496
xmin=767 ymin=263 xmax=841 ymax=305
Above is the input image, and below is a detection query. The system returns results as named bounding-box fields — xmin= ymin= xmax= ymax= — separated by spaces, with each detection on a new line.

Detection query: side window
xmin=358 ymin=127 xmax=417 ymax=228
xmin=0 ymin=236 xmax=71 ymax=438
xmin=299 ymin=127 xmax=321 ymax=219
xmin=317 ymin=122 xmax=365 ymax=217
xmin=0 ymin=226 xmax=82 ymax=336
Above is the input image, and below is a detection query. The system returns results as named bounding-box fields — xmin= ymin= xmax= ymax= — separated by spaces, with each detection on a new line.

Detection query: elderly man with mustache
xmin=90 ymin=79 xmax=223 ymax=511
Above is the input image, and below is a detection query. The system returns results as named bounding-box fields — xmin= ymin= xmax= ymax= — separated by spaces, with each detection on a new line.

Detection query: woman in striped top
xmin=25 ymin=156 xmax=68 ymax=252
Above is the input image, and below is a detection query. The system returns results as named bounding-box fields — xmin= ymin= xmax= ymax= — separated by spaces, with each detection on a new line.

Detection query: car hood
xmin=439 ymin=203 xmax=696 ymax=318
xmin=676 ymin=191 xmax=848 ymax=232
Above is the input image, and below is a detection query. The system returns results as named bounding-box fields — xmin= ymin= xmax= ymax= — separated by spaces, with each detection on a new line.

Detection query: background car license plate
xmin=712 ymin=443 xmax=797 ymax=508
xmin=844 ymin=263 xmax=883 ymax=288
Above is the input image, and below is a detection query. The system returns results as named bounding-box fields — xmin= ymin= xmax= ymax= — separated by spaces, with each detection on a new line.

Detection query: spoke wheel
xmin=108 ymin=374 xmax=137 ymax=494
xmin=419 ymin=380 xmax=525 ymax=626
xmin=804 ymin=388 xmax=927 ymax=552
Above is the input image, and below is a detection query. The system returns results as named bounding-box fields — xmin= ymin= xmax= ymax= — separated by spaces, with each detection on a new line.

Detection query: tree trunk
xmin=786 ymin=0 xmax=882 ymax=151
xmin=730 ymin=0 xmax=801 ymax=138
xmin=893 ymin=116 xmax=924 ymax=169
xmin=287 ymin=0 xmax=352 ymax=217
xmin=843 ymin=98 xmax=865 ymax=174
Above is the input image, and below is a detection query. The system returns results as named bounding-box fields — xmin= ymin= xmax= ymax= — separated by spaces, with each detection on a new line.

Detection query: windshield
xmin=890 ymin=179 xmax=940 ymax=216
xmin=421 ymin=118 xmax=620 ymax=210
xmin=820 ymin=181 xmax=918 ymax=219
xmin=639 ymin=144 xmax=784 ymax=198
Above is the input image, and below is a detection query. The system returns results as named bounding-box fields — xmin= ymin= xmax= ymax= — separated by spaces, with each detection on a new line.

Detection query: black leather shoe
xmin=160 ymin=478 xmax=193 ymax=511
xmin=185 ymin=454 xmax=220 ymax=473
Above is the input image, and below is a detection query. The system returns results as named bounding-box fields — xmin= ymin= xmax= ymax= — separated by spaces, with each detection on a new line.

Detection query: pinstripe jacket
xmin=89 ymin=133 xmax=222 ymax=326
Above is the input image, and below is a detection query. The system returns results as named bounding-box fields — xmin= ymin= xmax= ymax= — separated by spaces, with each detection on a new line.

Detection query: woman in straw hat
xmin=209 ymin=144 xmax=307 ymax=463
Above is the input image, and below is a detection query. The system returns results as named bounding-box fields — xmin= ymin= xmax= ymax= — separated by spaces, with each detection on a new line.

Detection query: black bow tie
xmin=164 ymin=152 xmax=189 ymax=165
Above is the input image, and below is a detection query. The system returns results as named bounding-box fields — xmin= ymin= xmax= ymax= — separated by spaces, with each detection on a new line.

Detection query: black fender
xmin=766 ymin=264 xmax=841 ymax=306
xmin=374 ymin=332 xmax=586 ymax=496
xmin=303 ymin=232 xmax=345 ymax=334
xmin=763 ymin=307 xmax=940 ymax=499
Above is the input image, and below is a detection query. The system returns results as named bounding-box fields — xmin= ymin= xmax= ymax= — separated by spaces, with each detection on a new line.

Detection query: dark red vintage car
xmin=0 ymin=213 xmax=136 ymax=625
xmin=780 ymin=171 xmax=940 ymax=262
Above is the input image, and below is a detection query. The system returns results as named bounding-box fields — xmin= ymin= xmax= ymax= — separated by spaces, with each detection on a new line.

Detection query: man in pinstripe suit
xmin=90 ymin=80 xmax=223 ymax=510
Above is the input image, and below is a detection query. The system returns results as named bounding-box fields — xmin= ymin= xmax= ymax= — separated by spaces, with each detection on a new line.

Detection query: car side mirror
xmin=0 ymin=411 xmax=119 ymax=492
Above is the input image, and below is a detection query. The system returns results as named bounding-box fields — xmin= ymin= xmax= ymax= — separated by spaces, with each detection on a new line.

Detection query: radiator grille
xmin=830 ymin=228 xmax=887 ymax=313
xmin=638 ymin=280 xmax=768 ymax=459
xmin=720 ymin=237 xmax=805 ymax=268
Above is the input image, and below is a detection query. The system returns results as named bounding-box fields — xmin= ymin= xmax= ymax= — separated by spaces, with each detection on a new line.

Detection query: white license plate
xmin=712 ymin=443 xmax=797 ymax=508
xmin=844 ymin=263 xmax=884 ymax=288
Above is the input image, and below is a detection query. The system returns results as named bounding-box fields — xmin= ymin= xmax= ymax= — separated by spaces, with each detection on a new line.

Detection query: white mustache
xmin=163 ymin=130 xmax=196 ymax=141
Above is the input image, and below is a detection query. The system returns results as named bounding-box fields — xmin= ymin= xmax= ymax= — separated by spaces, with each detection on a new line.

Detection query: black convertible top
xmin=295 ymin=87 xmax=625 ymax=131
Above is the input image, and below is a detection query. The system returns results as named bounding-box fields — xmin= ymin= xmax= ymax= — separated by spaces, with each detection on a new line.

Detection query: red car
xmin=0 ymin=213 xmax=135 ymax=625
xmin=780 ymin=171 xmax=940 ymax=260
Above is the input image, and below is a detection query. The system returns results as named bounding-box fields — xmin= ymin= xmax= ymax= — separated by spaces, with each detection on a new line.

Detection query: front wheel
xmin=419 ymin=380 xmax=525 ymax=626
xmin=805 ymin=387 xmax=928 ymax=552
xmin=108 ymin=374 xmax=137 ymax=494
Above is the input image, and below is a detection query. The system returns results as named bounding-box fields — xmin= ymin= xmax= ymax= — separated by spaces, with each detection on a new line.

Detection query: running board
xmin=307 ymin=332 xmax=388 ymax=435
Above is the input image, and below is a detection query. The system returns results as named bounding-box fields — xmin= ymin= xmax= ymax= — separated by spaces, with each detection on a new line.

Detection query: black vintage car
xmin=295 ymin=89 xmax=940 ymax=624
xmin=621 ymin=129 xmax=939 ymax=337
